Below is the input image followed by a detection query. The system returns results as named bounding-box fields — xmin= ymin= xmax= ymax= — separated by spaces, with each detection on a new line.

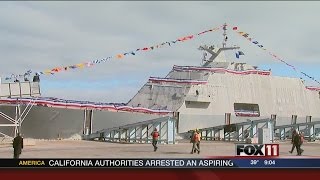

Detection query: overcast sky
xmin=0 ymin=1 xmax=319 ymax=102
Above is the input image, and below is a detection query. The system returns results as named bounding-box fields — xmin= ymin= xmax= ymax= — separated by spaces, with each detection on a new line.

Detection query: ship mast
xmin=222 ymin=23 xmax=227 ymax=48
xmin=198 ymin=23 xmax=240 ymax=66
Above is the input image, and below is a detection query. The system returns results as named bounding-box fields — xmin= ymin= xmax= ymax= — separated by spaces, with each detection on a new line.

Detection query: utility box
xmin=258 ymin=128 xmax=271 ymax=144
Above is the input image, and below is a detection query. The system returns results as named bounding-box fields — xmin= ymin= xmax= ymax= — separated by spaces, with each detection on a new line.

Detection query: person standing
xmin=298 ymin=132 xmax=305 ymax=155
xmin=151 ymin=128 xmax=159 ymax=152
xmin=289 ymin=130 xmax=297 ymax=154
xmin=290 ymin=130 xmax=301 ymax=156
xmin=189 ymin=129 xmax=197 ymax=153
xmin=191 ymin=129 xmax=201 ymax=154
xmin=13 ymin=133 xmax=23 ymax=159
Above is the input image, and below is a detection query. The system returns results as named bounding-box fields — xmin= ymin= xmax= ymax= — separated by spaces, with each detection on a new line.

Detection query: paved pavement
xmin=0 ymin=140 xmax=319 ymax=158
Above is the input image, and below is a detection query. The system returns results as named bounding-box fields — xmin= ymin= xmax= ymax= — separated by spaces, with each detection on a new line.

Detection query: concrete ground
xmin=0 ymin=140 xmax=319 ymax=158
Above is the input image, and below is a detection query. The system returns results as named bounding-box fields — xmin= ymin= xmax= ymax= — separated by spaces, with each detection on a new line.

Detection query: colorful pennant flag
xmin=5 ymin=25 xmax=221 ymax=80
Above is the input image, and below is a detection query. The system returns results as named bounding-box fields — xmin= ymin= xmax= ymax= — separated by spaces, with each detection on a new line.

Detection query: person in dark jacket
xmin=289 ymin=130 xmax=301 ymax=155
xmin=13 ymin=133 xmax=23 ymax=159
xmin=189 ymin=129 xmax=197 ymax=153
xmin=289 ymin=130 xmax=297 ymax=154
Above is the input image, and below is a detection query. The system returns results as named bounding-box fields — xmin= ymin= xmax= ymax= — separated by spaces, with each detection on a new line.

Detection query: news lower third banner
xmin=0 ymin=158 xmax=320 ymax=168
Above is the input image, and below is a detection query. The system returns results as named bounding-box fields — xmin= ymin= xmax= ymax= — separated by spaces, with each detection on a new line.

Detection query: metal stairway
xmin=84 ymin=116 xmax=176 ymax=144
xmin=274 ymin=121 xmax=320 ymax=141
xmin=198 ymin=118 xmax=275 ymax=142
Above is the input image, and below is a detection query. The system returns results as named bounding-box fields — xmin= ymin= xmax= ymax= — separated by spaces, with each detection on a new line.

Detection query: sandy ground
xmin=0 ymin=140 xmax=319 ymax=158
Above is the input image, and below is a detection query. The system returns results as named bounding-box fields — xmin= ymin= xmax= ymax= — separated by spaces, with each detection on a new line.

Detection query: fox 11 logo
xmin=236 ymin=144 xmax=279 ymax=156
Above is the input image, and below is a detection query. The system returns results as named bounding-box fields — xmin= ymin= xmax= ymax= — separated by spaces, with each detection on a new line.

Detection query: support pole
xmin=251 ymin=122 xmax=257 ymax=138
xmin=309 ymin=124 xmax=315 ymax=142
xmin=14 ymin=104 xmax=18 ymax=137
xmin=18 ymin=104 xmax=21 ymax=134
xmin=267 ymin=119 xmax=274 ymax=143
xmin=280 ymin=128 xmax=285 ymax=140
xmin=238 ymin=125 xmax=243 ymax=141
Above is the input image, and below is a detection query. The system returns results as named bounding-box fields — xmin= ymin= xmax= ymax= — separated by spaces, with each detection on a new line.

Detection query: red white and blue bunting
xmin=173 ymin=65 xmax=271 ymax=76
xmin=235 ymin=110 xmax=260 ymax=117
xmin=305 ymin=86 xmax=320 ymax=91
xmin=0 ymin=97 xmax=172 ymax=115
xmin=148 ymin=77 xmax=208 ymax=85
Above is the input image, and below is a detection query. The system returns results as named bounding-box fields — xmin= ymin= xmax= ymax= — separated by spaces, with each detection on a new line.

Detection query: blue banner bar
xmin=1 ymin=158 xmax=320 ymax=168
xmin=232 ymin=158 xmax=320 ymax=168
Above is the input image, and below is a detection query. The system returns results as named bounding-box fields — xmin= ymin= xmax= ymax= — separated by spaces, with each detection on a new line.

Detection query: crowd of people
xmin=11 ymin=128 xmax=306 ymax=158
xmin=149 ymin=128 xmax=306 ymax=156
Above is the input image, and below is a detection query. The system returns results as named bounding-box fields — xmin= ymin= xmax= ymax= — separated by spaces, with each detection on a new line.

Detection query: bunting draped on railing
xmin=0 ymin=97 xmax=172 ymax=115
xmin=305 ymin=86 xmax=320 ymax=91
xmin=234 ymin=109 xmax=260 ymax=117
xmin=148 ymin=77 xmax=208 ymax=85
xmin=4 ymin=26 xmax=222 ymax=81
xmin=173 ymin=65 xmax=271 ymax=76
xmin=231 ymin=26 xmax=320 ymax=85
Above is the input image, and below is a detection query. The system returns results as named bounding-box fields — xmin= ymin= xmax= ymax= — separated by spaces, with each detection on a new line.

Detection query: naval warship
xmin=0 ymin=24 xmax=320 ymax=140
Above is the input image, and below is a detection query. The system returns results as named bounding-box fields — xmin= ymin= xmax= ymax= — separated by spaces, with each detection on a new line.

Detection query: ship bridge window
xmin=234 ymin=103 xmax=260 ymax=117
xmin=306 ymin=116 xmax=312 ymax=123
xmin=225 ymin=113 xmax=231 ymax=125
xmin=291 ymin=115 xmax=297 ymax=125
xmin=271 ymin=114 xmax=277 ymax=127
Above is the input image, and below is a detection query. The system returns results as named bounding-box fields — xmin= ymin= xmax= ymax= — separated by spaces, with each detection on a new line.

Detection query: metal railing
xmin=199 ymin=118 xmax=275 ymax=142
xmin=85 ymin=116 xmax=176 ymax=144
xmin=274 ymin=121 xmax=320 ymax=141
xmin=0 ymin=81 xmax=40 ymax=98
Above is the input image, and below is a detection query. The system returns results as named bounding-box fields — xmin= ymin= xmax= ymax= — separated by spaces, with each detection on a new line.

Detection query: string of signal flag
xmin=5 ymin=26 xmax=221 ymax=80
xmin=4 ymin=24 xmax=320 ymax=86
xmin=231 ymin=25 xmax=320 ymax=85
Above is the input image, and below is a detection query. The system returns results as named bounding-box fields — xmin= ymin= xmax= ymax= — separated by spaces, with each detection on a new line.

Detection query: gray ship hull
xmin=0 ymin=105 xmax=163 ymax=139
